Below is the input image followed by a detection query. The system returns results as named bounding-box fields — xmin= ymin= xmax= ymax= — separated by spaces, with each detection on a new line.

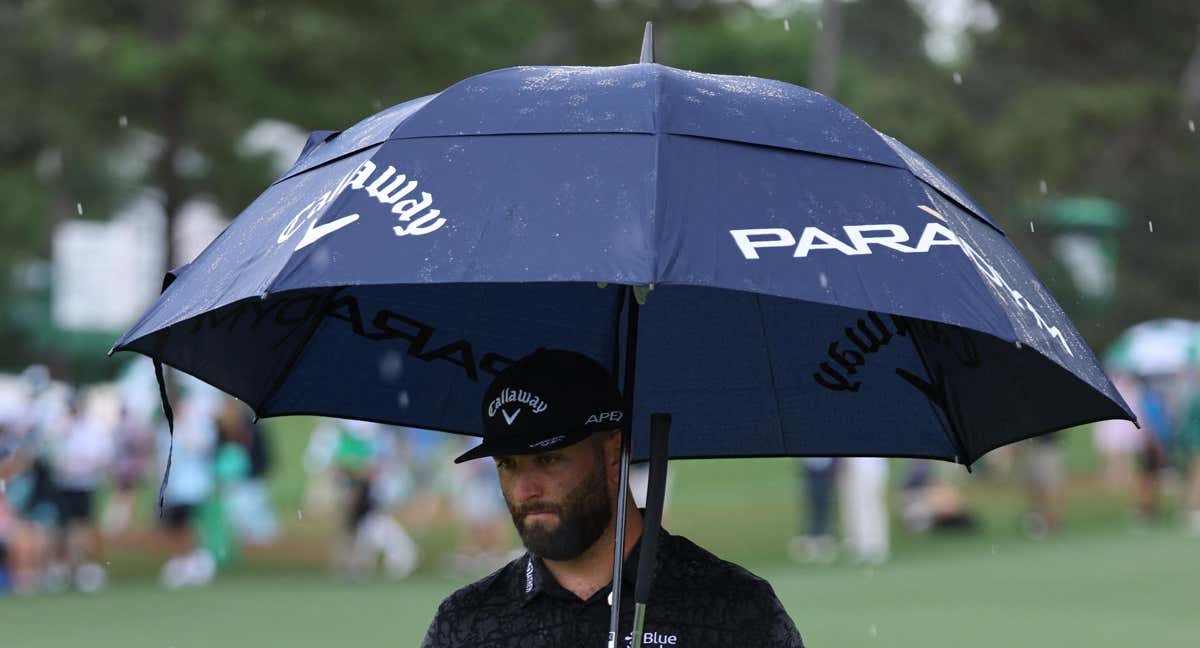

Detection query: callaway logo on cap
xmin=454 ymin=348 xmax=625 ymax=463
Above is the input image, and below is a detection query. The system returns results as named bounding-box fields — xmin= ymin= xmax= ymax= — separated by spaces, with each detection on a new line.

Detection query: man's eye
xmin=537 ymin=455 xmax=559 ymax=466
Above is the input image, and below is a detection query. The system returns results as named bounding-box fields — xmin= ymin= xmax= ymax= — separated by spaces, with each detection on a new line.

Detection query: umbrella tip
xmin=640 ymin=21 xmax=654 ymax=64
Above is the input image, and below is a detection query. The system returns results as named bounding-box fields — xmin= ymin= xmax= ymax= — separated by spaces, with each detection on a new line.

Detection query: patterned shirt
xmin=420 ymin=527 xmax=805 ymax=647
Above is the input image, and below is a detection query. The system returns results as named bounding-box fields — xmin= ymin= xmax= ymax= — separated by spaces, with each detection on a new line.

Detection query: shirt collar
xmin=518 ymin=527 xmax=662 ymax=607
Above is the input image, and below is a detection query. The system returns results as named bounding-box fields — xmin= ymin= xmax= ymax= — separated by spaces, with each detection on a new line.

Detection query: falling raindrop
xmin=297 ymin=509 xmax=304 ymax=521
xmin=816 ymin=18 xmax=823 ymax=31
xmin=990 ymin=544 xmax=997 ymax=556
xmin=0 ymin=479 xmax=5 ymax=494
xmin=1038 ymin=179 xmax=1048 ymax=195
xmin=379 ymin=350 xmax=404 ymax=381
xmin=398 ymin=390 xmax=411 ymax=408
xmin=952 ymin=72 xmax=962 ymax=85
xmin=372 ymin=98 xmax=384 ymax=110
xmin=76 ymin=202 xmax=83 ymax=215
xmin=118 ymin=115 xmax=128 ymax=128
xmin=868 ymin=625 xmax=878 ymax=639
xmin=1189 ymin=120 xmax=1196 ymax=133
xmin=1148 ymin=221 xmax=1154 ymax=233
xmin=783 ymin=18 xmax=790 ymax=31
xmin=1029 ymin=221 xmax=1035 ymax=233
xmin=819 ymin=272 xmax=829 ymax=289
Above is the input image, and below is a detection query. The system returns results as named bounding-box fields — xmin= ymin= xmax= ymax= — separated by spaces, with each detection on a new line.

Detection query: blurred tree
xmin=0 ymin=0 xmax=734 ymax=374
xmin=1 ymin=0 xmax=1197 ymax=375
xmin=962 ymin=1 xmax=1200 ymax=344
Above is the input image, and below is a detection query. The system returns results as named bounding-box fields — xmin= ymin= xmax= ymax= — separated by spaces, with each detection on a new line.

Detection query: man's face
xmin=494 ymin=435 xmax=614 ymax=561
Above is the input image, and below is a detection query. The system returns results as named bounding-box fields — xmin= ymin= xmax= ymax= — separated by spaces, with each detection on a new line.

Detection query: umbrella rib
xmin=902 ymin=323 xmax=972 ymax=466
xmin=252 ymin=287 xmax=343 ymax=417
xmin=753 ymin=294 xmax=787 ymax=454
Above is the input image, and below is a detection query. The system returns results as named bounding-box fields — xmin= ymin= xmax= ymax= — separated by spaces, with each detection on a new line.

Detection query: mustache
xmin=514 ymin=503 xmax=561 ymax=518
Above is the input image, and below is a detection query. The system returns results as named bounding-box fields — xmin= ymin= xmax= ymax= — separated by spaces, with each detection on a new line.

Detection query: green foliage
xmin=1 ymin=0 xmax=1198 ymax=370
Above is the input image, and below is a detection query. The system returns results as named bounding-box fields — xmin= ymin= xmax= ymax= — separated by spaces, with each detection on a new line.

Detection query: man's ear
xmin=603 ymin=429 xmax=624 ymax=485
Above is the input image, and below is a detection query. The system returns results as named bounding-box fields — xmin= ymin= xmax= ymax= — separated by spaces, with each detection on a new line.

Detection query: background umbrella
xmin=114 ymin=24 xmax=1132 ymax=648
xmin=1105 ymin=318 xmax=1200 ymax=377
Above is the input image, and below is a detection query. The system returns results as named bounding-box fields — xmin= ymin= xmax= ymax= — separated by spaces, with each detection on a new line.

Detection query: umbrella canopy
xmin=1106 ymin=319 xmax=1200 ymax=377
xmin=114 ymin=61 xmax=1131 ymax=465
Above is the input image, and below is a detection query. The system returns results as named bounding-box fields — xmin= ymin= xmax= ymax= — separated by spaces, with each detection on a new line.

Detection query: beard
xmin=506 ymin=453 xmax=612 ymax=561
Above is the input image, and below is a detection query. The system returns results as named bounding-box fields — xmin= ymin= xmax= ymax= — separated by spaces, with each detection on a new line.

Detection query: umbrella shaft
xmin=608 ymin=290 xmax=640 ymax=647
xmin=609 ymin=426 xmax=634 ymax=648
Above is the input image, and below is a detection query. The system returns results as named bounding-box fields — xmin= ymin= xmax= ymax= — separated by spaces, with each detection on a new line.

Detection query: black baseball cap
xmin=453 ymin=348 xmax=626 ymax=463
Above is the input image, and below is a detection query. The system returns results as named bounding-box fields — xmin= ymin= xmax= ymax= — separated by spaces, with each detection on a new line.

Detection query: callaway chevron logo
xmin=488 ymin=387 xmax=549 ymax=421
xmin=276 ymin=159 xmax=446 ymax=252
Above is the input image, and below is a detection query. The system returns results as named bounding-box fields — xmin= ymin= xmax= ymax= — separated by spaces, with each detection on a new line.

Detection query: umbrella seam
xmin=269 ymin=130 xmax=915 ymax=190
xmin=753 ymin=294 xmax=788 ymax=454
xmin=900 ymin=317 xmax=973 ymax=466
xmin=251 ymin=287 xmax=342 ymax=417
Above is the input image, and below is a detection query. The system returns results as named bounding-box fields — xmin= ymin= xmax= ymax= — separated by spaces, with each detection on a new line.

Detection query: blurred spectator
xmin=46 ymin=392 xmax=115 ymax=591
xmin=396 ymin=427 xmax=445 ymax=530
xmin=1177 ymin=376 xmax=1200 ymax=536
xmin=444 ymin=438 xmax=514 ymax=575
xmin=214 ymin=399 xmax=279 ymax=546
xmin=789 ymin=458 xmax=839 ymax=564
xmin=1093 ymin=374 xmax=1144 ymax=496
xmin=1018 ymin=433 xmax=1065 ymax=539
xmin=840 ymin=457 xmax=889 ymax=565
xmin=900 ymin=460 xmax=977 ymax=534
xmin=309 ymin=419 xmax=418 ymax=581
xmin=1134 ymin=376 xmax=1175 ymax=523
xmin=101 ymin=403 xmax=155 ymax=535
xmin=157 ymin=392 xmax=218 ymax=589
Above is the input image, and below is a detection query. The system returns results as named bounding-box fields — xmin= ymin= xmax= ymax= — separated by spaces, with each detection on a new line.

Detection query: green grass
xmin=3 ymin=419 xmax=1196 ymax=647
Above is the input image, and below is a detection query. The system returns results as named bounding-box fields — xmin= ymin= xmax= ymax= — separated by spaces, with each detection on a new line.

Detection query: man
xmin=421 ymin=348 xmax=804 ymax=648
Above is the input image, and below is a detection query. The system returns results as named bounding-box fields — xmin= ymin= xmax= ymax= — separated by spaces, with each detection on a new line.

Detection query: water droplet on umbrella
xmin=297 ymin=509 xmax=303 ymax=521
xmin=783 ymin=18 xmax=790 ymax=31
xmin=1038 ymin=180 xmax=1048 ymax=195
xmin=952 ymin=72 xmax=962 ymax=85
xmin=379 ymin=350 xmax=404 ymax=381
xmin=311 ymin=248 xmax=332 ymax=271
xmin=76 ymin=202 xmax=83 ymax=215
xmin=819 ymin=272 xmax=829 ymax=288
xmin=868 ymin=624 xmax=878 ymax=638
xmin=259 ymin=291 xmax=269 ymax=300
xmin=118 ymin=115 xmax=128 ymax=128
xmin=398 ymin=390 xmax=411 ymax=408
xmin=1014 ymin=341 xmax=1023 ymax=349
xmin=1148 ymin=220 xmax=1154 ymax=232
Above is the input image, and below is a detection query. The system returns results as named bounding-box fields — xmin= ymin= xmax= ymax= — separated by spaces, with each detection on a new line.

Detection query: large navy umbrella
xmin=115 ymin=25 xmax=1131 ymax=648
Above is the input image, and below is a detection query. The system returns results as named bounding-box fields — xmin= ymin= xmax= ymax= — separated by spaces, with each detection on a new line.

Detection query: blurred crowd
xmin=2 ymin=346 xmax=1198 ymax=596
xmin=790 ymin=365 xmax=1200 ymax=566
xmin=0 ymin=362 xmax=525 ymax=596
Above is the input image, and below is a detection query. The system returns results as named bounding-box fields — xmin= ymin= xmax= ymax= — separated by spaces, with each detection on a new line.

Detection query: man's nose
xmin=510 ymin=471 xmax=545 ymax=503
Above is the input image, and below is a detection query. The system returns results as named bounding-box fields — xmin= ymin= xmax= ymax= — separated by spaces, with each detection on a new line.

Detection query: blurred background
xmin=1 ymin=1 xmax=1198 ymax=646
